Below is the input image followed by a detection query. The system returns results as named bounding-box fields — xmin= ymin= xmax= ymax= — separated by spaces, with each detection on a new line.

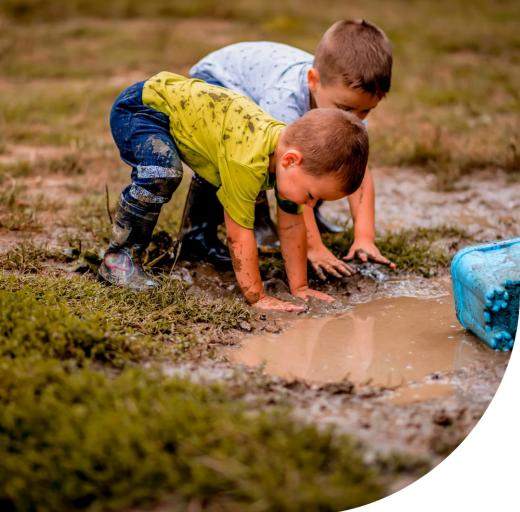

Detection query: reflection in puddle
xmin=227 ymin=296 xmax=508 ymax=403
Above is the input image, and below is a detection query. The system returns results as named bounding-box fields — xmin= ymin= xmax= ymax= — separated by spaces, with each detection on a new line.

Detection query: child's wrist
xmin=307 ymin=238 xmax=327 ymax=252
xmin=353 ymin=232 xmax=375 ymax=243
xmin=244 ymin=287 xmax=266 ymax=305
xmin=290 ymin=283 xmax=309 ymax=295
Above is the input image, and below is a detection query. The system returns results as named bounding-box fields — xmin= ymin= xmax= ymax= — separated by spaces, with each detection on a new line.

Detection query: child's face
xmin=308 ymin=68 xmax=380 ymax=120
xmin=276 ymin=151 xmax=346 ymax=207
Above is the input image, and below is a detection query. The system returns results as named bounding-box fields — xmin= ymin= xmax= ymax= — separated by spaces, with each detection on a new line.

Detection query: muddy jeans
xmin=110 ymin=81 xmax=183 ymax=218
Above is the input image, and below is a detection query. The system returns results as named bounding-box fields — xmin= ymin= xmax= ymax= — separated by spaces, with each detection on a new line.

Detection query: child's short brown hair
xmin=314 ymin=19 xmax=392 ymax=98
xmin=284 ymin=108 xmax=369 ymax=196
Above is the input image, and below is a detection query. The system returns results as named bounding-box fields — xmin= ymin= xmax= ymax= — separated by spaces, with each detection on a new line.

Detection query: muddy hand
xmin=308 ymin=244 xmax=355 ymax=280
xmin=344 ymin=240 xmax=396 ymax=270
xmin=292 ymin=286 xmax=335 ymax=303
xmin=252 ymin=294 xmax=306 ymax=313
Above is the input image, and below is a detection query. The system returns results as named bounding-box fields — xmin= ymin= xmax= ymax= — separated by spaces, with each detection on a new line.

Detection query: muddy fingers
xmin=312 ymin=263 xmax=327 ymax=281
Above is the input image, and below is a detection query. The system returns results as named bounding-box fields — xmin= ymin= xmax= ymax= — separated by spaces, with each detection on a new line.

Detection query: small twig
xmin=169 ymin=240 xmax=182 ymax=274
xmin=105 ymin=184 xmax=113 ymax=224
xmin=146 ymin=251 xmax=168 ymax=269
xmin=172 ymin=239 xmax=182 ymax=269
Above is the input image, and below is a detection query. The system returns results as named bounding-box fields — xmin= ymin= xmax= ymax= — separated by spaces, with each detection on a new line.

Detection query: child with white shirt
xmin=181 ymin=19 xmax=396 ymax=279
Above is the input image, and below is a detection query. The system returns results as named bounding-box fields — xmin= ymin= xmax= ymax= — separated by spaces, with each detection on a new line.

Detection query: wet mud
xmin=170 ymin=265 xmax=511 ymax=462
xmin=226 ymin=295 xmax=506 ymax=398
xmin=1 ymin=161 xmax=514 ymax=465
xmin=322 ymin=167 xmax=520 ymax=241
xmin=212 ymin=167 xmax=515 ymax=462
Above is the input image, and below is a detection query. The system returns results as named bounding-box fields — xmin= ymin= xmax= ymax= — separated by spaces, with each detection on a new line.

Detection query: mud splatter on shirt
xmin=142 ymin=72 xmax=284 ymax=229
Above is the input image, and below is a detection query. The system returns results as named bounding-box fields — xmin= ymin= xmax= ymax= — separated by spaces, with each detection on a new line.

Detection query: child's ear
xmin=307 ymin=67 xmax=320 ymax=92
xmin=281 ymin=149 xmax=303 ymax=169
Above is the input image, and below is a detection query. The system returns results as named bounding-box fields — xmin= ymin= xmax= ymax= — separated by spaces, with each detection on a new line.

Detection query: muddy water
xmin=227 ymin=296 xmax=508 ymax=403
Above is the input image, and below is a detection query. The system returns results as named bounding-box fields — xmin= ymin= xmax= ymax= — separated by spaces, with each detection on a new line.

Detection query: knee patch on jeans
xmin=130 ymin=164 xmax=183 ymax=204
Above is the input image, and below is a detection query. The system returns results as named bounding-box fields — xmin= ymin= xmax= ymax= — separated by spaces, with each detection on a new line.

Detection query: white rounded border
xmin=348 ymin=321 xmax=520 ymax=512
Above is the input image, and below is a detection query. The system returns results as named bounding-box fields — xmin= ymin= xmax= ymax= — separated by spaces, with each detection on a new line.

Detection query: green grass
xmin=0 ymin=242 xmax=65 ymax=273
xmin=0 ymin=80 xmax=119 ymax=146
xmin=366 ymin=1 xmax=520 ymax=181
xmin=0 ymin=272 xmax=250 ymax=357
xmin=0 ymin=359 xmax=384 ymax=511
xmin=0 ymin=286 xmax=145 ymax=366
xmin=0 ymin=0 xmax=228 ymax=21
xmin=0 ymin=268 xmax=386 ymax=511
xmin=326 ymin=225 xmax=472 ymax=276
xmin=1 ymin=0 xmax=518 ymax=181
xmin=260 ymin=225 xmax=472 ymax=279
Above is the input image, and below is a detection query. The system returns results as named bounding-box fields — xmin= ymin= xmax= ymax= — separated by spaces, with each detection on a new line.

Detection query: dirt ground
xmin=1 ymin=3 xmax=519 ymax=505
xmin=156 ymin=166 xmax=515 ymax=472
xmin=2 ymin=157 xmax=513 ymax=482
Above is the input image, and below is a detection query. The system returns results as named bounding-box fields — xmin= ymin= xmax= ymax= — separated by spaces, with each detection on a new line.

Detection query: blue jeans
xmin=110 ymin=81 xmax=183 ymax=216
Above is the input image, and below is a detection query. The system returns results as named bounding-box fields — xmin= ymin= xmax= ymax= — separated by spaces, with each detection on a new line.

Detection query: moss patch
xmin=0 ymin=274 xmax=388 ymax=510
xmin=260 ymin=225 xmax=471 ymax=280
xmin=0 ymin=360 xmax=383 ymax=512
xmin=0 ymin=284 xmax=166 ymax=366
xmin=323 ymin=225 xmax=471 ymax=276
xmin=0 ymin=273 xmax=250 ymax=360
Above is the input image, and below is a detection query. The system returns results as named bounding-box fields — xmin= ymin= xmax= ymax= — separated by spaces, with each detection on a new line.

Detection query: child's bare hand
xmin=252 ymin=295 xmax=306 ymax=313
xmin=292 ymin=286 xmax=336 ymax=303
xmin=307 ymin=244 xmax=355 ymax=280
xmin=344 ymin=238 xmax=396 ymax=269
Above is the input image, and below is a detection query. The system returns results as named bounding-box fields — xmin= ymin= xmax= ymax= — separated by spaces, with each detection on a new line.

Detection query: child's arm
xmin=224 ymin=212 xmax=305 ymax=312
xmin=303 ymin=206 xmax=355 ymax=280
xmin=343 ymin=169 xmax=396 ymax=269
xmin=277 ymin=206 xmax=335 ymax=303
xmin=304 ymin=169 xmax=395 ymax=277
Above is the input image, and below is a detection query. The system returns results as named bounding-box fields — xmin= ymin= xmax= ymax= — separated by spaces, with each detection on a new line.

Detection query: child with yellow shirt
xmin=186 ymin=19 xmax=396 ymax=277
xmin=99 ymin=72 xmax=368 ymax=312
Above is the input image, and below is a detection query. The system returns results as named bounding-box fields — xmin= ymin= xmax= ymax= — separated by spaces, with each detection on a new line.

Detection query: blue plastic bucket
xmin=451 ymin=238 xmax=520 ymax=351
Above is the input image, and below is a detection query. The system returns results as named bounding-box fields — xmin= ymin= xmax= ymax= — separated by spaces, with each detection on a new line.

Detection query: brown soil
xmin=160 ymin=166 xmax=515 ymax=466
xmin=0 ymin=149 xmax=514 ymax=469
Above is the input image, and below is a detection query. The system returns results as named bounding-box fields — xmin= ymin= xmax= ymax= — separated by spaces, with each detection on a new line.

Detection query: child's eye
xmin=308 ymin=192 xmax=314 ymax=200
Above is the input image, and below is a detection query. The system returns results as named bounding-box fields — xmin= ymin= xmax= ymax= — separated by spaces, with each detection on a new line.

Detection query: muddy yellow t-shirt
xmin=142 ymin=71 xmax=285 ymax=229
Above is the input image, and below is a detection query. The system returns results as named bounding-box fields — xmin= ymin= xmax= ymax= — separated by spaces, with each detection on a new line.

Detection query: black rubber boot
xmin=254 ymin=191 xmax=280 ymax=253
xmin=314 ymin=200 xmax=344 ymax=234
xmin=98 ymin=196 xmax=159 ymax=291
xmin=179 ymin=175 xmax=232 ymax=269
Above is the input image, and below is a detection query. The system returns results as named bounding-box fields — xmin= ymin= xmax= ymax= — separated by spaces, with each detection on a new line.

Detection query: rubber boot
xmin=179 ymin=175 xmax=232 ymax=269
xmin=98 ymin=196 xmax=159 ymax=291
xmin=314 ymin=200 xmax=344 ymax=234
xmin=254 ymin=191 xmax=280 ymax=253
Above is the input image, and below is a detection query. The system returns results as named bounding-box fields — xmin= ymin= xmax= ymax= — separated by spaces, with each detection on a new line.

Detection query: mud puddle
xmin=226 ymin=295 xmax=508 ymax=404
